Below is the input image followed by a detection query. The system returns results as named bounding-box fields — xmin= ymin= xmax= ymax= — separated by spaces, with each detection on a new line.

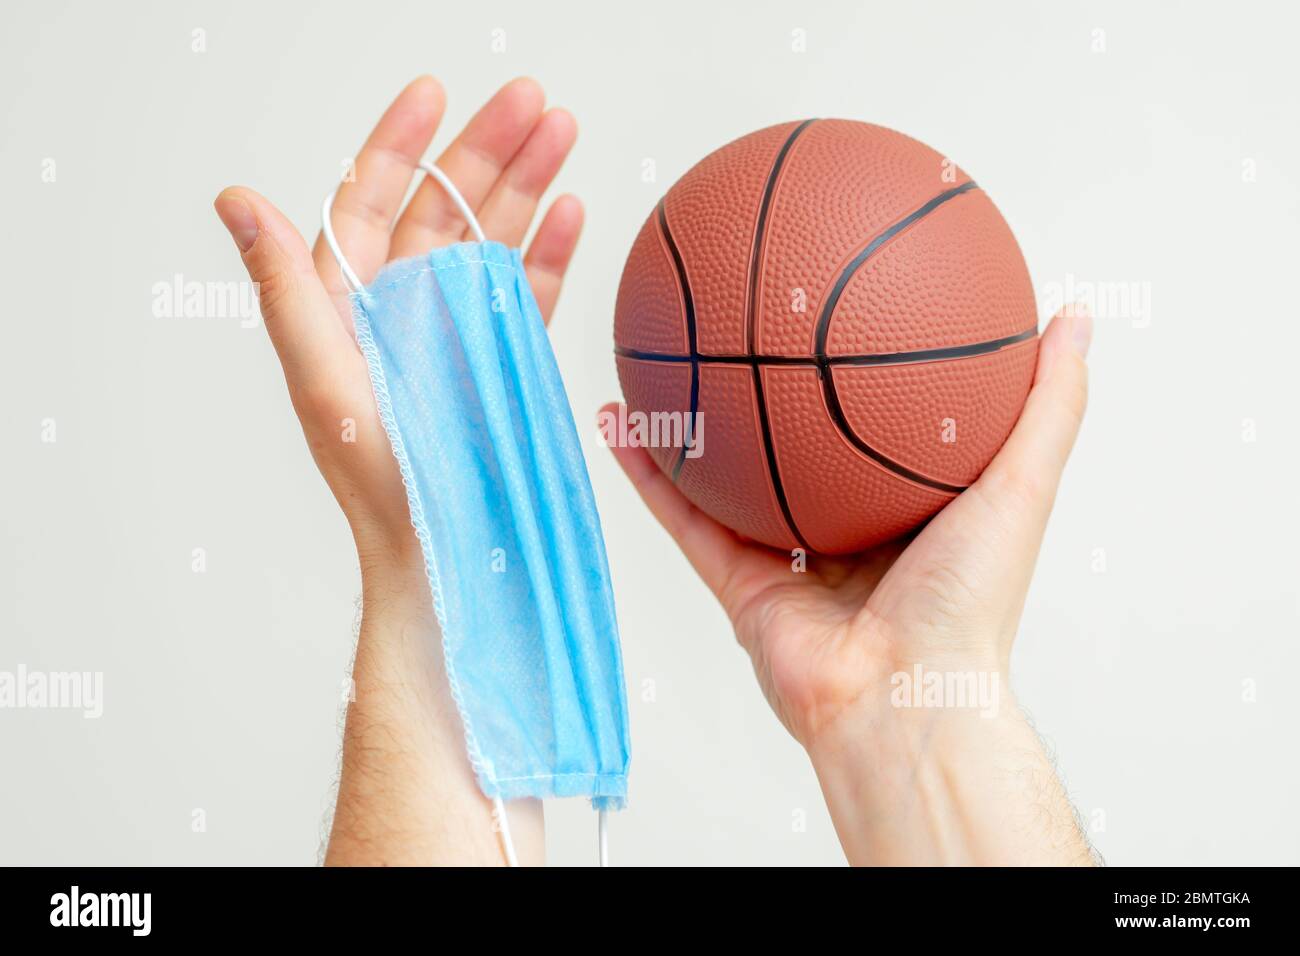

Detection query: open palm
xmin=215 ymin=77 xmax=583 ymax=565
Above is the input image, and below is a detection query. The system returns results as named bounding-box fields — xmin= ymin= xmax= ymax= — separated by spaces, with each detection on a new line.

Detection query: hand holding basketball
xmin=605 ymin=305 xmax=1089 ymax=746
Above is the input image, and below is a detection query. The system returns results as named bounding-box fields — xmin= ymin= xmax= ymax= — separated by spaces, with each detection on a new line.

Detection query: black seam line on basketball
xmin=819 ymin=367 xmax=966 ymax=495
xmin=748 ymin=120 xmax=816 ymax=551
xmin=656 ymin=201 xmax=698 ymax=483
xmin=615 ymin=326 xmax=1036 ymax=495
xmin=814 ymin=180 xmax=982 ymax=496
xmin=747 ymin=119 xmax=816 ymax=355
xmin=812 ymin=179 xmax=980 ymax=356
xmin=614 ymin=327 xmax=1039 ymax=367
xmin=824 ymin=327 xmax=1038 ymax=365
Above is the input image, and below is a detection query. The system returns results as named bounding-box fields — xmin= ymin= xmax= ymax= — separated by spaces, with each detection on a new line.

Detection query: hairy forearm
xmin=325 ymin=559 xmax=543 ymax=865
xmin=808 ymin=686 xmax=1096 ymax=866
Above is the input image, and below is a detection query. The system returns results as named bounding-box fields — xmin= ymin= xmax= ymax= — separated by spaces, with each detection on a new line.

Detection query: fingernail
xmin=215 ymin=195 xmax=258 ymax=252
xmin=1069 ymin=304 xmax=1093 ymax=358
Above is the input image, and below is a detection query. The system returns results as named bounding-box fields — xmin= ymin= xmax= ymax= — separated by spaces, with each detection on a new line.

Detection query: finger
xmin=389 ymin=77 xmax=545 ymax=257
xmin=523 ymin=195 xmax=583 ymax=323
xmin=312 ymin=76 xmax=446 ymax=304
xmin=216 ymin=187 xmax=357 ymax=390
xmin=471 ymin=108 xmax=577 ymax=246
xmin=601 ymin=403 xmax=753 ymax=602
xmin=970 ymin=306 xmax=1091 ymax=541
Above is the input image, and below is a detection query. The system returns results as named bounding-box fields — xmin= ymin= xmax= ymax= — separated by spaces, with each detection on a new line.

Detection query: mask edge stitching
xmin=348 ymin=296 xmax=496 ymax=792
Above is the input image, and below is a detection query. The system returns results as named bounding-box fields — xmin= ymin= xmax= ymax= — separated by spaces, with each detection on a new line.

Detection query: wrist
xmin=806 ymin=681 xmax=1094 ymax=866
xmin=331 ymin=544 xmax=538 ymax=864
xmin=352 ymin=523 xmax=430 ymax=611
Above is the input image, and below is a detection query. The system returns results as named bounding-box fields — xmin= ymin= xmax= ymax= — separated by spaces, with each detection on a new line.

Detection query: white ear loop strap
xmin=492 ymin=797 xmax=519 ymax=868
xmin=598 ymin=807 xmax=609 ymax=867
xmin=320 ymin=161 xmax=487 ymax=296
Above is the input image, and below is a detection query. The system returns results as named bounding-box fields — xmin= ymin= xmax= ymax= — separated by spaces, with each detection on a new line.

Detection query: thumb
xmin=971 ymin=305 xmax=1091 ymax=542
xmin=214 ymin=187 xmax=354 ymax=389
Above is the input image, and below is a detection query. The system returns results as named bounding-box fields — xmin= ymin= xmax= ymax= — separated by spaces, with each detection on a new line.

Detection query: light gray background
xmin=2 ymin=0 xmax=1296 ymax=866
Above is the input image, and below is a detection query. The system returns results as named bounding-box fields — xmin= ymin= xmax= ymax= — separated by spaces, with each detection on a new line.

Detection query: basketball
xmin=613 ymin=119 xmax=1039 ymax=554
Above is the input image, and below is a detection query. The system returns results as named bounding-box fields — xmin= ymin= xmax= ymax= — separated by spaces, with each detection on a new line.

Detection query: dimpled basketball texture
xmin=614 ymin=120 xmax=1038 ymax=554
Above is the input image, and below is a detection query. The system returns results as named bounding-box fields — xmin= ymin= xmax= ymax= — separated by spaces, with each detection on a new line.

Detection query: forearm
xmin=324 ymin=558 xmax=543 ymax=865
xmin=808 ymin=686 xmax=1095 ymax=866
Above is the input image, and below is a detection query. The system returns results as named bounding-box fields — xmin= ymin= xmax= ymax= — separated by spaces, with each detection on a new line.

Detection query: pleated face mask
xmin=322 ymin=164 xmax=630 ymax=863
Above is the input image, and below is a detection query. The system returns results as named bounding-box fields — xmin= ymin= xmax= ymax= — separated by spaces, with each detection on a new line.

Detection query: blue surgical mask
xmin=322 ymin=164 xmax=630 ymax=864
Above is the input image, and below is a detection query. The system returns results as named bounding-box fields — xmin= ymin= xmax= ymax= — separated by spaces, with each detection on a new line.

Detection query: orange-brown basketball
xmin=614 ymin=120 xmax=1038 ymax=555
